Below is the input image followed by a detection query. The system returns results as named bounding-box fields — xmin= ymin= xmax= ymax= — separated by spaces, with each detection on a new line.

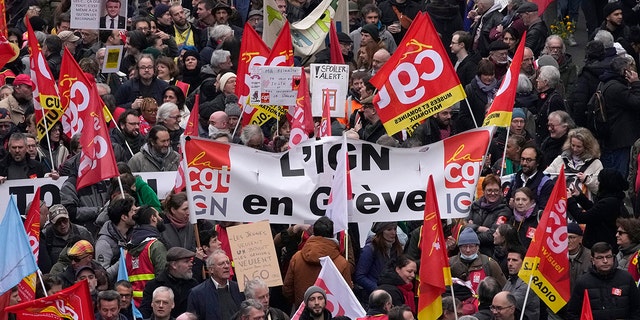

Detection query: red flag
xmin=236 ymin=24 xmax=272 ymax=127
xmin=325 ymin=135 xmax=352 ymax=233
xmin=26 ymin=18 xmax=63 ymax=141
xmin=531 ymin=0 xmax=553 ymax=17
xmin=0 ymin=290 xmax=9 ymax=320
xmin=175 ymin=80 xmax=190 ymax=97
xmin=518 ymin=166 xmax=570 ymax=312
xmin=289 ymin=69 xmax=313 ymax=147
xmin=17 ymin=188 xmax=41 ymax=302
xmin=0 ymin=35 xmax=15 ymax=71
xmin=76 ymin=80 xmax=119 ymax=191
xmin=318 ymin=91 xmax=332 ymax=137
xmin=329 ymin=20 xmax=344 ymax=65
xmin=0 ymin=0 xmax=7 ymax=38
xmin=184 ymin=94 xmax=200 ymax=136
xmin=5 ymin=280 xmax=95 ymax=319
xmin=483 ymin=31 xmax=527 ymax=127
xmin=580 ymin=289 xmax=593 ymax=320
xmin=418 ymin=175 xmax=452 ymax=320
xmin=370 ymin=13 xmax=465 ymax=135
xmin=267 ymin=21 xmax=294 ymax=67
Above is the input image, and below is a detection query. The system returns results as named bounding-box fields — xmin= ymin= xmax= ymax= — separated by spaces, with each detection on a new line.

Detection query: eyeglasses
xmin=484 ymin=189 xmax=501 ymax=195
xmin=520 ymin=157 xmax=536 ymax=163
xmin=490 ymin=305 xmax=513 ymax=312
xmin=616 ymin=230 xmax=628 ymax=235
xmin=593 ymin=254 xmax=614 ymax=261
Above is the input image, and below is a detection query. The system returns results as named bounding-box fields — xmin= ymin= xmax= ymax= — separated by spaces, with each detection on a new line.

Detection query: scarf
xmin=398 ymin=282 xmax=416 ymax=313
xmin=474 ymin=76 xmax=498 ymax=103
xmin=479 ymin=196 xmax=502 ymax=210
xmin=167 ymin=212 xmax=189 ymax=229
xmin=513 ymin=203 xmax=536 ymax=222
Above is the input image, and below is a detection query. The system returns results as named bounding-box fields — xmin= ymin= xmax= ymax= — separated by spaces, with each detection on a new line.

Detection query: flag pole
xmin=499 ymin=126 xmax=511 ymax=176
xmin=40 ymin=109 xmax=56 ymax=171
xmin=232 ymin=98 xmax=247 ymax=139
xmin=117 ymin=176 xmax=126 ymax=199
xmin=449 ymin=282 xmax=458 ymax=320
xmin=193 ymin=222 xmax=207 ymax=280
xmin=520 ymin=260 xmax=536 ymax=320
xmin=37 ymin=269 xmax=48 ymax=297
xmin=463 ymin=98 xmax=479 ymax=128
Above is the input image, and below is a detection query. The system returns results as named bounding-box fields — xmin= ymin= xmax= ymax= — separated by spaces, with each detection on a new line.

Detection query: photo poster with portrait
xmin=102 ymin=45 xmax=124 ymax=73
xmin=71 ymin=0 xmax=128 ymax=30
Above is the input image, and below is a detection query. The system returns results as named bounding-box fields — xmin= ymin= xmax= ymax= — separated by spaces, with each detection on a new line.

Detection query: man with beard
xmin=140 ymin=247 xmax=198 ymax=318
xmin=169 ymin=4 xmax=202 ymax=50
xmin=520 ymin=47 xmax=536 ymax=83
xmin=540 ymin=35 xmax=577 ymax=95
xmin=187 ymin=250 xmax=244 ymax=320
xmin=405 ymin=108 xmax=456 ymax=146
xmin=116 ymin=56 xmax=169 ymax=109
xmin=125 ymin=206 xmax=168 ymax=307
xmin=505 ymin=145 xmax=554 ymax=211
xmin=111 ymin=109 xmax=147 ymax=161
xmin=0 ymin=74 xmax=34 ymax=128
xmin=592 ymin=2 xmax=630 ymax=42
xmin=566 ymin=242 xmax=640 ymax=319
xmin=128 ymin=125 xmax=180 ymax=172
xmin=95 ymin=195 xmax=137 ymax=282
xmin=300 ymin=286 xmax=331 ymax=320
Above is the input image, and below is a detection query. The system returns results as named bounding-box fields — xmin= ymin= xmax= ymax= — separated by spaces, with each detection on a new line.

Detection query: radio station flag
xmin=370 ymin=13 xmax=465 ymax=135
xmin=0 ymin=196 xmax=38 ymax=295
xmin=483 ymin=31 xmax=527 ymax=127
xmin=17 ymin=187 xmax=41 ymax=302
xmin=418 ymin=175 xmax=452 ymax=320
xmin=518 ymin=166 xmax=570 ymax=312
xmin=5 ymin=280 xmax=95 ymax=319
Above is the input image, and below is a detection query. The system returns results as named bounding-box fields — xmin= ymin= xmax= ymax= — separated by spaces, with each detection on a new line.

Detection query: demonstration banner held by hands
xmin=182 ymin=126 xmax=494 ymax=224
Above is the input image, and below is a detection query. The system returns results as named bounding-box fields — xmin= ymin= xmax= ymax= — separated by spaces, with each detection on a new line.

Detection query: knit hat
xmin=154 ymin=3 xmax=171 ymax=18
xmin=512 ymin=108 xmax=526 ymax=120
xmin=48 ymin=204 xmax=70 ymax=223
xmin=183 ymin=49 xmax=200 ymax=63
xmin=218 ymin=72 xmax=236 ymax=91
xmin=166 ymin=247 xmax=196 ymax=261
xmin=567 ymin=223 xmax=583 ymax=236
xmin=68 ymin=240 xmax=94 ymax=257
xmin=361 ymin=24 xmax=380 ymax=42
xmin=304 ymin=286 xmax=327 ymax=304
xmin=457 ymin=227 xmax=480 ymax=246
xmin=371 ymin=222 xmax=397 ymax=234
xmin=0 ymin=108 xmax=11 ymax=123
xmin=585 ymin=40 xmax=605 ymax=61
xmin=225 ymin=102 xmax=242 ymax=117
xmin=603 ymin=2 xmax=623 ymax=18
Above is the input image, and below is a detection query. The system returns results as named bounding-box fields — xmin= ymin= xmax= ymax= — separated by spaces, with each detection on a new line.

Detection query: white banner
xmin=183 ymin=127 xmax=495 ymax=224
xmin=0 ymin=172 xmax=176 ymax=216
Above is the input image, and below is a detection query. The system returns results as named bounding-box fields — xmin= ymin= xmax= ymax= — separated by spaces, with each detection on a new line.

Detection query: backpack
xmin=586 ymin=81 xmax=614 ymax=139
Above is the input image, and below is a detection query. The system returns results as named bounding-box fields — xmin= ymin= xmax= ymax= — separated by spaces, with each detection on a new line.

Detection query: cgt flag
xmin=483 ymin=31 xmax=527 ymax=127
xmin=418 ymin=175 xmax=452 ymax=320
xmin=518 ymin=166 xmax=570 ymax=313
xmin=291 ymin=256 xmax=365 ymax=320
xmin=5 ymin=280 xmax=95 ymax=319
xmin=17 ymin=187 xmax=41 ymax=302
xmin=370 ymin=13 xmax=465 ymax=136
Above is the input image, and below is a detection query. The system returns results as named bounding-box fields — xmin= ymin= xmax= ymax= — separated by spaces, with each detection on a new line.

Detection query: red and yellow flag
xmin=370 ymin=13 xmax=465 ymax=136
xmin=17 ymin=187 xmax=41 ymax=303
xmin=236 ymin=23 xmax=272 ymax=127
xmin=518 ymin=166 xmax=570 ymax=312
xmin=483 ymin=31 xmax=527 ymax=127
xmin=6 ymin=280 xmax=95 ymax=319
xmin=26 ymin=18 xmax=62 ymax=141
xmin=418 ymin=175 xmax=452 ymax=320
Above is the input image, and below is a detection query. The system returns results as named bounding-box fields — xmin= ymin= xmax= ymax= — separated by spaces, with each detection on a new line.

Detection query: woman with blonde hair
xmin=545 ymin=127 xmax=603 ymax=198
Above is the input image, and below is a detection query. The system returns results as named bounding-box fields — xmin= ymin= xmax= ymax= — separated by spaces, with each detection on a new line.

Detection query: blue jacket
xmin=187 ymin=279 xmax=244 ymax=320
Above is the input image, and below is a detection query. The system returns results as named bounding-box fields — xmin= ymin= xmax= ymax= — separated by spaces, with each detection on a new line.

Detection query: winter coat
xmin=566 ymin=266 xmax=640 ymax=319
xmin=524 ymin=19 xmax=549 ymax=57
xmin=567 ymin=193 xmax=624 ymax=251
xmin=376 ymin=267 xmax=411 ymax=308
xmin=457 ymin=78 xmax=496 ymax=133
xmin=469 ymin=4 xmax=503 ymax=56
xmin=0 ymin=155 xmax=46 ymax=179
xmin=60 ymin=175 xmax=109 ymax=235
xmin=503 ymin=275 xmax=540 ymax=320
xmin=567 ymin=58 xmax=609 ymax=128
xmin=599 ymin=71 xmax=640 ymax=150
xmin=115 ymin=77 xmax=169 ymax=109
xmin=161 ymin=222 xmax=196 ymax=251
xmin=140 ymin=270 xmax=198 ymax=318
xmin=377 ymin=0 xmax=421 ymax=44
xmin=283 ymin=236 xmax=352 ymax=307
xmin=128 ymin=143 xmax=180 ymax=172
xmin=540 ymin=134 xmax=567 ymax=168
xmin=110 ymin=128 xmax=146 ymax=161
xmin=355 ymin=243 xmax=396 ymax=295
xmin=569 ymin=245 xmax=592 ymax=293
xmin=533 ymin=88 xmax=565 ymax=144
xmin=95 ymin=221 xmax=129 ymax=282
xmin=425 ymin=1 xmax=463 ymax=58
xmin=134 ymin=176 xmax=162 ymax=212
xmin=187 ymin=279 xmax=244 ymax=320
xmin=616 ymin=242 xmax=640 ymax=271
xmin=466 ymin=197 xmax=511 ymax=252
xmin=506 ymin=170 xmax=554 ymax=211
xmin=455 ymin=53 xmax=481 ymax=87
xmin=546 ymin=153 xmax=603 ymax=196
xmin=39 ymin=223 xmax=94 ymax=274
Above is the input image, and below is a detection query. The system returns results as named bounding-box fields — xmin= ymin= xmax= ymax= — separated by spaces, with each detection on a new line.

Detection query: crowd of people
xmin=2 ymin=0 xmax=640 ymax=318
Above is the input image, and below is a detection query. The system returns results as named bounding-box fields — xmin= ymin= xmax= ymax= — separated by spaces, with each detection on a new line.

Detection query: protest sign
xmin=249 ymin=66 xmax=301 ymax=106
xmin=227 ymin=221 xmax=283 ymax=291
xmin=310 ymin=63 xmax=348 ymax=117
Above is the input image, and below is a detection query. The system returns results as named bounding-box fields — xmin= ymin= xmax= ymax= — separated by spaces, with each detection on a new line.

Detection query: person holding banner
xmin=566 ymin=242 xmax=640 ymax=320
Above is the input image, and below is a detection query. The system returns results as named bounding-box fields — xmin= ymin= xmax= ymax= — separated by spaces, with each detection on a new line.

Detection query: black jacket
xmin=566 ymin=266 xmax=640 ymax=319
xmin=567 ymin=193 xmax=624 ymax=251
xmin=376 ymin=268 xmax=408 ymax=307
xmin=455 ymin=53 xmax=480 ymax=87
xmin=567 ymin=58 xmax=609 ymax=128
xmin=0 ymin=155 xmax=46 ymax=179
xmin=139 ymin=271 xmax=198 ymax=318
xmin=115 ymin=78 xmax=169 ymax=109
xmin=534 ymin=88 xmax=565 ymax=144
xmin=525 ymin=19 xmax=550 ymax=57
xmin=457 ymin=78 xmax=495 ymax=133
xmin=599 ymin=71 xmax=640 ymax=150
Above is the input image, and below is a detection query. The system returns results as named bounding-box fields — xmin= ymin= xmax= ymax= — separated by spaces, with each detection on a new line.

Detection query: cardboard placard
xmin=227 ymin=220 xmax=283 ymax=291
